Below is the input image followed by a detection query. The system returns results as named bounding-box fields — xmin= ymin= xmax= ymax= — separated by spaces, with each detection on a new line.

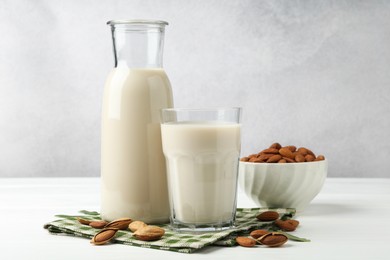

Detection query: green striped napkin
xmin=44 ymin=208 xmax=306 ymax=253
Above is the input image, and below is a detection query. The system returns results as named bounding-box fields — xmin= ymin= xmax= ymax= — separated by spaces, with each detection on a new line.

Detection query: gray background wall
xmin=0 ymin=0 xmax=389 ymax=178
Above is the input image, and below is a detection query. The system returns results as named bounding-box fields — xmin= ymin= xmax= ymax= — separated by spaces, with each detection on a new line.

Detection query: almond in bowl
xmin=240 ymin=143 xmax=325 ymax=163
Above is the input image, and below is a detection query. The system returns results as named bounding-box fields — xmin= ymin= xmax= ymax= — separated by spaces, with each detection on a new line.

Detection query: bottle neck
xmin=109 ymin=21 xmax=167 ymax=68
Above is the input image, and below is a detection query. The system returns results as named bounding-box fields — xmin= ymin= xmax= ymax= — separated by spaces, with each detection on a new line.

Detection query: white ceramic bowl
xmin=239 ymin=159 xmax=328 ymax=212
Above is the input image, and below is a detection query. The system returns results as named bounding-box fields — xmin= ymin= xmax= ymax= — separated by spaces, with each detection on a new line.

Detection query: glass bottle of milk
xmin=101 ymin=20 xmax=173 ymax=223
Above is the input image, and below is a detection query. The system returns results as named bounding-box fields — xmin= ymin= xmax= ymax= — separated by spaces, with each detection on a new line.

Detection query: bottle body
xmin=101 ymin=21 xmax=172 ymax=223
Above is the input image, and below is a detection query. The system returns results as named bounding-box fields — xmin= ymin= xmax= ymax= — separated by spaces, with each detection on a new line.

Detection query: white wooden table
xmin=1 ymin=178 xmax=389 ymax=260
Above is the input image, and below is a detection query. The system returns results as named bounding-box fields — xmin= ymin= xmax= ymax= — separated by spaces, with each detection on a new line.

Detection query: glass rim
xmin=107 ymin=19 xmax=168 ymax=26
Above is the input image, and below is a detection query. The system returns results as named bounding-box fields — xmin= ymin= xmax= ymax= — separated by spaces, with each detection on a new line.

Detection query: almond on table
xmin=257 ymin=232 xmax=288 ymax=247
xmin=90 ymin=228 xmax=119 ymax=245
xmin=89 ymin=220 xmax=108 ymax=229
xmin=250 ymin=229 xmax=270 ymax=239
xmin=256 ymin=211 xmax=279 ymax=221
xmin=77 ymin=217 xmax=92 ymax=225
xmin=133 ymin=225 xmax=165 ymax=241
xmin=236 ymin=237 xmax=257 ymax=247
xmin=128 ymin=220 xmax=147 ymax=232
xmin=275 ymin=219 xmax=299 ymax=231
xmin=105 ymin=218 xmax=132 ymax=230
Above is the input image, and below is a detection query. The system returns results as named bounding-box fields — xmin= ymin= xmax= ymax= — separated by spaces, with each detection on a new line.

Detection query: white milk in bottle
xmin=101 ymin=20 xmax=172 ymax=223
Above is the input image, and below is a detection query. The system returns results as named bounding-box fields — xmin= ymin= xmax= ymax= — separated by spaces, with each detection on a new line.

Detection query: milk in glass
xmin=161 ymin=121 xmax=241 ymax=225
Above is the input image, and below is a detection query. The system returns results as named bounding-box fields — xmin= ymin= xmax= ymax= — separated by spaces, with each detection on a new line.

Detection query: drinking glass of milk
xmin=161 ymin=108 xmax=242 ymax=232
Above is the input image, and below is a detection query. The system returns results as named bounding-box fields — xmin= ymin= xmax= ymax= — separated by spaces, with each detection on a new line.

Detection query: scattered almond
xmin=77 ymin=217 xmax=92 ymax=225
xmin=133 ymin=225 xmax=165 ymax=241
xmin=90 ymin=228 xmax=118 ymax=245
xmin=236 ymin=237 xmax=256 ymax=247
xmin=105 ymin=218 xmax=132 ymax=230
xmin=250 ymin=229 xmax=269 ymax=239
xmin=275 ymin=219 xmax=298 ymax=231
xmin=128 ymin=220 xmax=147 ymax=232
xmin=257 ymin=232 xmax=288 ymax=247
xmin=89 ymin=220 xmax=108 ymax=229
xmin=287 ymin=219 xmax=300 ymax=228
xmin=237 ymin=213 xmax=305 ymax=249
xmin=256 ymin=211 xmax=279 ymax=221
